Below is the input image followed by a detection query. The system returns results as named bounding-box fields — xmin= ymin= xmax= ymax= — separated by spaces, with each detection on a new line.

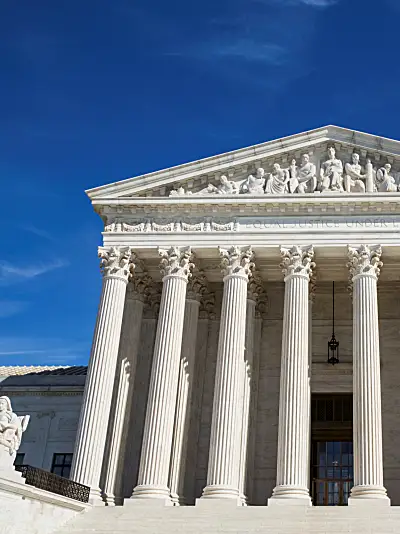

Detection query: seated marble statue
xmin=0 ymin=396 xmax=29 ymax=468
xmin=265 ymin=163 xmax=289 ymax=195
xmin=319 ymin=147 xmax=344 ymax=192
xmin=288 ymin=154 xmax=317 ymax=194
xmin=376 ymin=164 xmax=399 ymax=192
xmin=344 ymin=153 xmax=366 ymax=193
xmin=240 ymin=168 xmax=266 ymax=194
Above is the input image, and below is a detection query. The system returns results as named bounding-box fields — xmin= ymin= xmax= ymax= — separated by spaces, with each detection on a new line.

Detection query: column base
xmin=129 ymin=484 xmax=172 ymax=506
xmin=103 ymin=493 xmax=122 ymax=507
xmin=89 ymin=488 xmax=106 ymax=506
xmin=268 ymin=485 xmax=312 ymax=506
xmin=170 ymin=491 xmax=186 ymax=506
xmin=349 ymin=485 xmax=390 ymax=506
xmin=239 ymin=492 xmax=247 ymax=506
xmin=197 ymin=484 xmax=242 ymax=507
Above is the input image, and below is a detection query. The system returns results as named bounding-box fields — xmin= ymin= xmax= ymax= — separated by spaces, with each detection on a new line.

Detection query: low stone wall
xmin=0 ymin=475 xmax=90 ymax=534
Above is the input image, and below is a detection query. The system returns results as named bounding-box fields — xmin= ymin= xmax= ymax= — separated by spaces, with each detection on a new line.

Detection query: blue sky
xmin=1 ymin=0 xmax=399 ymax=366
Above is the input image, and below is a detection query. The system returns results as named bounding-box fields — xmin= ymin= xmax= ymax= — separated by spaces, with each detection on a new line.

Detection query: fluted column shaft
xmin=71 ymin=247 xmax=134 ymax=502
xmin=201 ymin=246 xmax=253 ymax=502
xmin=348 ymin=245 xmax=389 ymax=504
xmin=169 ymin=292 xmax=201 ymax=505
xmin=131 ymin=247 xmax=193 ymax=502
xmin=238 ymin=297 xmax=256 ymax=505
xmin=269 ymin=245 xmax=314 ymax=505
xmin=307 ymin=284 xmax=315 ymax=491
xmin=103 ymin=276 xmax=150 ymax=505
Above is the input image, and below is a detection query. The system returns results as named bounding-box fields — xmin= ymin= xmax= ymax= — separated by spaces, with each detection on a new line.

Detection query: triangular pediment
xmin=86 ymin=125 xmax=400 ymax=201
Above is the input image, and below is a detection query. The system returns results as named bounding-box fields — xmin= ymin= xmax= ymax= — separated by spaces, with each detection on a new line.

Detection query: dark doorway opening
xmin=311 ymin=394 xmax=353 ymax=506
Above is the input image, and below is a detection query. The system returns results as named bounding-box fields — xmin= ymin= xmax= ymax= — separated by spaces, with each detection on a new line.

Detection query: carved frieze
xmin=104 ymin=218 xmax=238 ymax=233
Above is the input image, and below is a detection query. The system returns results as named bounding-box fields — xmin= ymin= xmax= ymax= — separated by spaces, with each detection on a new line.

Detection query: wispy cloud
xmin=167 ymin=39 xmax=286 ymax=65
xmin=0 ymin=337 xmax=89 ymax=365
xmin=268 ymin=0 xmax=339 ymax=6
xmin=0 ymin=259 xmax=67 ymax=285
xmin=0 ymin=301 xmax=28 ymax=318
xmin=157 ymin=0 xmax=340 ymax=94
xmin=20 ymin=223 xmax=55 ymax=242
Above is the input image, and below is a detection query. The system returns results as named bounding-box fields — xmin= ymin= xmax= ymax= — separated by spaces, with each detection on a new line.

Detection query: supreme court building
xmin=69 ymin=126 xmax=400 ymax=508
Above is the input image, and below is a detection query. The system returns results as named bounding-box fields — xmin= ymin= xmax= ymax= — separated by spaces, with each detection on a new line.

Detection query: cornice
xmin=0 ymin=387 xmax=84 ymax=396
xmin=96 ymin=193 xmax=400 ymax=221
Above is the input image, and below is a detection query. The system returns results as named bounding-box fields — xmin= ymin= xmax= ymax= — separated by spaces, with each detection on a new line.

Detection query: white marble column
xmin=102 ymin=274 xmax=152 ymax=505
xmin=347 ymin=245 xmax=389 ymax=505
xmin=70 ymin=246 xmax=135 ymax=502
xmin=269 ymin=245 xmax=314 ymax=506
xmin=307 ymin=276 xmax=315 ymax=492
xmin=169 ymin=272 xmax=207 ymax=505
xmin=200 ymin=246 xmax=253 ymax=504
xmin=237 ymin=273 xmax=266 ymax=505
xmin=131 ymin=247 xmax=193 ymax=503
xmin=237 ymin=293 xmax=256 ymax=505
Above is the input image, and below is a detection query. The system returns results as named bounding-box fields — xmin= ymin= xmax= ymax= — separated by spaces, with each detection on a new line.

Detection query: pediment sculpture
xmin=376 ymin=163 xmax=398 ymax=192
xmin=0 ymin=396 xmax=29 ymax=473
xmin=168 ymin=148 xmax=400 ymax=197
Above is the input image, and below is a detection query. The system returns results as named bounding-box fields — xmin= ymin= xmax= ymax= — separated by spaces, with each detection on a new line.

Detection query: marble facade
xmin=70 ymin=126 xmax=400 ymax=507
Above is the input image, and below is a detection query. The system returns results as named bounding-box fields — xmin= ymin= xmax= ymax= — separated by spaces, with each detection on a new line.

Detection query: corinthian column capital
xmin=187 ymin=270 xmax=208 ymax=301
xmin=247 ymin=271 xmax=268 ymax=318
xmin=99 ymin=246 xmax=135 ymax=283
xmin=280 ymin=245 xmax=315 ymax=280
xmin=347 ymin=245 xmax=383 ymax=282
xmin=159 ymin=247 xmax=194 ymax=281
xmin=127 ymin=273 xmax=153 ymax=302
xmin=219 ymin=246 xmax=254 ymax=279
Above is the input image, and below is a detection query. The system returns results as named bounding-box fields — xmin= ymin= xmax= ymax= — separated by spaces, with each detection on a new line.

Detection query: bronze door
xmin=311 ymin=440 xmax=353 ymax=506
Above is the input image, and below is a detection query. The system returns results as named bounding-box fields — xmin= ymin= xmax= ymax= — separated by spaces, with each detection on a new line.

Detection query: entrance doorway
xmin=311 ymin=394 xmax=353 ymax=506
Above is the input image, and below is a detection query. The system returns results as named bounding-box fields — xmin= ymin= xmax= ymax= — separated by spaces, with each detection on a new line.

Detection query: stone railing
xmin=15 ymin=465 xmax=90 ymax=503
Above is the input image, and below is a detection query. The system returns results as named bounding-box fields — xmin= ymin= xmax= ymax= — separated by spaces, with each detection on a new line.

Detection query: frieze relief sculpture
xmin=344 ymin=153 xmax=367 ymax=193
xmin=376 ymin=163 xmax=398 ymax=192
xmin=167 ymin=148 xmax=399 ymax=197
xmin=0 ymin=396 xmax=29 ymax=475
xmin=288 ymin=154 xmax=317 ymax=193
xmin=265 ymin=163 xmax=289 ymax=194
xmin=240 ymin=168 xmax=266 ymax=194
xmin=319 ymin=147 xmax=344 ymax=192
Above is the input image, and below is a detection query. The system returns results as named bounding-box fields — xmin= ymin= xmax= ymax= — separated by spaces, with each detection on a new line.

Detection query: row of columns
xmin=70 ymin=243 xmax=389 ymax=507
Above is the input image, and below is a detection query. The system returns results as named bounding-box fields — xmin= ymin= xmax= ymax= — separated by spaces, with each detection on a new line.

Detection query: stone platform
xmin=56 ymin=505 xmax=400 ymax=534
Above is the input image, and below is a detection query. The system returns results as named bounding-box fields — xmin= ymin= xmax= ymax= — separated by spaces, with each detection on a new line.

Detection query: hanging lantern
xmin=327 ymin=281 xmax=339 ymax=365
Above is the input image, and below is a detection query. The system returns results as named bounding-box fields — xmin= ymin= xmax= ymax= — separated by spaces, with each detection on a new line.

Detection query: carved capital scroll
xmin=98 ymin=246 xmax=135 ymax=282
xmin=247 ymin=271 xmax=268 ymax=318
xmin=127 ymin=273 xmax=153 ymax=302
xmin=347 ymin=245 xmax=383 ymax=283
xmin=280 ymin=245 xmax=315 ymax=280
xmin=187 ymin=270 xmax=208 ymax=301
xmin=159 ymin=246 xmax=194 ymax=280
xmin=219 ymin=246 xmax=254 ymax=279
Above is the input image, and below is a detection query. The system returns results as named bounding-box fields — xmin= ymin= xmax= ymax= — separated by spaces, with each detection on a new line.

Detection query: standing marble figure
xmin=0 ymin=396 xmax=29 ymax=475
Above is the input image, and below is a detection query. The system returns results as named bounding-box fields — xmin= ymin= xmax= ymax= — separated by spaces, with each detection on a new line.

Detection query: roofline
xmin=86 ymin=125 xmax=400 ymax=200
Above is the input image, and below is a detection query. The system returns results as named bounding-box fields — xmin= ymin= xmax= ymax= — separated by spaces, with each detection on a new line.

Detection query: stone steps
xmin=56 ymin=505 xmax=400 ymax=534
